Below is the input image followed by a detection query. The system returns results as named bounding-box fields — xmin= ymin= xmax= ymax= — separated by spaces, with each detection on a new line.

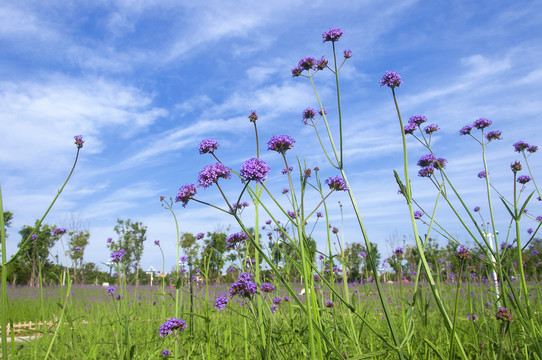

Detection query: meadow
xmin=2 ymin=27 xmax=542 ymax=359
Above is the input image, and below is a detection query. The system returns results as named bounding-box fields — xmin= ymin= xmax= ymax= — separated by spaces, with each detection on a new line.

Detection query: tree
xmin=108 ymin=219 xmax=147 ymax=285
xmin=68 ymin=230 xmax=90 ymax=283
xmin=344 ymin=241 xmax=380 ymax=282
xmin=200 ymin=230 xmax=227 ymax=281
xmin=18 ymin=221 xmax=59 ymax=286
xmin=180 ymin=232 xmax=200 ymax=262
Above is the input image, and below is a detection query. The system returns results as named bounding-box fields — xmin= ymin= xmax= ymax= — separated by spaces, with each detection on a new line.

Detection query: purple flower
xmin=302 ymin=108 xmax=316 ymax=124
xmin=511 ymin=161 xmax=522 ymax=173
xmin=107 ymin=237 xmax=112 ymax=244
xmin=455 ymin=245 xmax=471 ymax=261
xmin=298 ymin=57 xmax=316 ymax=71
xmin=315 ymin=56 xmax=328 ymax=70
xmin=291 ymin=66 xmax=303 ymax=77
xmin=473 ymin=118 xmax=492 ymax=130
xmin=196 ymin=232 xmax=205 ymax=240
xmin=325 ymin=176 xmax=348 ymax=191
xmin=514 ymin=141 xmax=530 ymax=152
xmin=197 ymin=163 xmax=231 ymax=188
xmin=74 ymin=135 xmax=84 ymax=149
xmin=380 ymin=71 xmax=402 ymax=88
xmin=418 ymin=166 xmax=434 ymax=177
xmin=281 ymin=188 xmax=289 ymax=194
xmin=332 ymin=227 xmax=339 ymax=234
xmin=409 ymin=115 xmax=427 ymax=125
xmin=199 ymin=139 xmax=219 ymax=154
xmin=404 ymin=123 xmax=417 ymax=134
xmin=270 ymin=305 xmax=278 ymax=313
xmin=260 ymin=283 xmax=275 ymax=293
xmin=435 ymin=158 xmax=447 ymax=169
xmin=528 ymin=145 xmax=538 ymax=153
xmin=229 ymin=273 xmax=257 ymax=299
xmin=161 ymin=349 xmax=171 ymax=356
xmin=316 ymin=212 xmax=323 ymax=218
xmin=468 ymin=313 xmax=478 ymax=321
xmin=154 ymin=240 xmax=160 ymax=246
xmin=360 ymin=252 xmax=366 ymax=258
xmin=424 ymin=124 xmax=440 ymax=135
xmin=318 ymin=109 xmax=327 ymax=116
xmin=106 ymin=286 xmax=116 ymax=295
xmin=474 ymin=206 xmax=480 ymax=212
xmin=180 ymin=256 xmax=188 ymax=263
xmin=413 ymin=211 xmax=423 ymax=219
xmin=248 ymin=111 xmax=258 ymax=122
xmin=110 ymin=249 xmax=126 ymax=263
xmin=532 ymin=249 xmax=539 ymax=256
xmin=495 ymin=307 xmax=513 ymax=322
xmin=477 ymin=171 xmax=487 ymax=179
xmin=459 ymin=125 xmax=473 ymax=135
xmin=537 ymin=216 xmax=542 ymax=222
xmin=273 ymin=297 xmax=282 ymax=305
xmin=325 ymin=299 xmax=335 ymax=308
xmin=281 ymin=166 xmax=293 ymax=175
xmin=158 ymin=318 xmax=187 ymax=337
xmin=485 ymin=130 xmax=502 ymax=142
xmin=240 ymin=158 xmax=270 ymax=183
xmin=517 ymin=175 xmax=531 ymax=184
xmin=343 ymin=49 xmax=352 ymax=59
xmin=268 ymin=135 xmax=295 ymax=154
xmin=214 ymin=296 xmax=229 ymax=311
xmin=417 ymin=154 xmax=436 ymax=167
xmin=52 ymin=228 xmax=67 ymax=236
xmin=322 ymin=28 xmax=344 ymax=42
xmin=74 ymin=246 xmax=81 ymax=252
xmin=232 ymin=202 xmax=249 ymax=211
xmin=394 ymin=247 xmax=404 ymax=257
xmin=226 ymin=232 xmax=247 ymax=250
xmin=265 ymin=220 xmax=272 ymax=225
xmin=115 ymin=294 xmax=121 ymax=301
xmin=175 ymin=184 xmax=197 ymax=207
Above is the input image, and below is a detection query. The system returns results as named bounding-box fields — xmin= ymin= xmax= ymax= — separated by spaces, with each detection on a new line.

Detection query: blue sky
xmin=1 ymin=0 xmax=542 ymax=272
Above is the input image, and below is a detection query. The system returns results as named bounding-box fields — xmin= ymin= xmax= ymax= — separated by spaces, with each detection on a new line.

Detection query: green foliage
xmin=108 ymin=218 xmax=147 ymax=272
xmin=17 ymin=221 xmax=58 ymax=286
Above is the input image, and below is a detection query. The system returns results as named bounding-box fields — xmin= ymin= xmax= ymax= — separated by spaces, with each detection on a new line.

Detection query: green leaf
xmin=500 ymin=197 xmax=517 ymax=221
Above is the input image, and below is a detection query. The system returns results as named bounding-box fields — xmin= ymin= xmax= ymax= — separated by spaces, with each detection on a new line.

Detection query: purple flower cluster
xmin=158 ymin=318 xmax=187 ymax=337
xmin=248 ymin=111 xmax=258 ymax=122
xmin=413 ymin=211 xmax=423 ymax=219
xmin=240 ymin=158 xmax=270 ymax=183
xmin=474 ymin=206 xmax=480 ymax=212
xmin=394 ymin=247 xmax=404 ymax=257
xmin=459 ymin=125 xmax=473 ymax=136
xmin=495 ymin=307 xmax=513 ymax=322
xmin=110 ymin=249 xmax=126 ymax=263
xmin=197 ymin=163 xmax=231 ymax=188
xmin=325 ymin=299 xmax=335 ymax=308
xmin=232 ymin=202 xmax=249 ymax=211
xmin=154 ymin=240 xmax=160 ymax=246
xmin=424 ymin=124 xmax=440 ymax=135
xmin=302 ymin=108 xmax=316 ymax=124
xmin=229 ymin=273 xmax=258 ymax=299
xmin=196 ymin=232 xmax=205 ymax=240
xmin=74 ymin=135 xmax=84 ymax=149
xmin=485 ymin=130 xmax=502 ymax=142
xmin=175 ymin=184 xmax=197 ymax=207
xmin=260 ymin=283 xmax=275 ymax=293
xmin=513 ymin=141 xmax=538 ymax=153
xmin=455 ymin=245 xmax=471 ymax=261
xmin=511 ymin=161 xmax=522 ymax=173
xmin=316 ymin=57 xmax=328 ymax=70
xmin=417 ymin=154 xmax=446 ymax=177
xmin=281 ymin=166 xmax=293 ymax=175
xmin=268 ymin=135 xmax=295 ymax=154
xmin=477 ymin=171 xmax=487 ymax=179
xmin=106 ymin=286 xmax=116 ymax=295
xmin=325 ymin=176 xmax=348 ymax=191
xmin=473 ymin=118 xmax=492 ymax=130
xmin=409 ymin=115 xmax=427 ymax=125
xmin=226 ymin=232 xmax=247 ymax=250
xmin=322 ymin=27 xmax=344 ymax=42
xmin=161 ymin=349 xmax=171 ymax=356
xmin=343 ymin=49 xmax=352 ymax=59
xmin=52 ymin=228 xmax=67 ymax=236
xmin=380 ymin=71 xmax=402 ymax=88
xmin=214 ymin=296 xmax=229 ymax=311
xmin=299 ymin=57 xmax=316 ymax=70
xmin=517 ymin=175 xmax=531 ymax=185
xmin=199 ymin=139 xmax=219 ymax=154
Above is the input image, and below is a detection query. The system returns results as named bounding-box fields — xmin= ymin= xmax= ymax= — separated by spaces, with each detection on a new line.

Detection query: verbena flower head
xmin=154 ymin=240 xmax=160 ymax=246
xmin=175 ymin=184 xmax=197 ymax=207
xmin=513 ymin=141 xmax=529 ymax=152
xmin=325 ymin=176 xmax=348 ymax=191
xmin=343 ymin=49 xmax=352 ymax=59
xmin=74 ymin=135 xmax=84 ymax=149
xmin=270 ymin=305 xmax=278 ymax=313
xmin=260 ymin=283 xmax=275 ymax=293
xmin=317 ymin=109 xmax=327 ymax=116
xmin=517 ymin=175 xmax=531 ymax=184
xmin=267 ymin=135 xmax=295 ymax=154
xmin=315 ymin=56 xmax=328 ymax=70
xmin=477 ymin=171 xmax=487 ymax=179
xmin=418 ymin=166 xmax=434 ymax=177
xmin=325 ymin=299 xmax=335 ymax=308
xmin=468 ymin=313 xmax=478 ymax=321
xmin=180 ymin=256 xmax=188 ymax=263
xmin=459 ymin=125 xmax=473 ymax=135
xmin=417 ymin=154 xmax=436 ymax=167
xmin=409 ymin=115 xmax=427 ymax=126
xmin=110 ymin=249 xmax=126 ymax=263
xmin=248 ymin=111 xmax=258 ymax=122
xmin=322 ymin=27 xmax=344 ymax=42
xmin=199 ymin=139 xmax=219 ymax=154
xmin=511 ymin=161 xmax=522 ymax=173
xmin=158 ymin=318 xmax=187 ymax=337
xmin=485 ymin=130 xmax=502 ymax=142
xmin=273 ymin=297 xmax=282 ymax=305
xmin=106 ymin=286 xmax=116 ymax=295
xmin=52 ymin=228 xmax=67 ymax=236
xmin=232 ymin=202 xmax=249 ymax=211
xmin=380 ymin=71 xmax=402 ymax=88
xmin=394 ymin=247 xmax=404 ymax=257
xmin=298 ymin=57 xmax=316 ymax=71
xmin=528 ymin=145 xmax=538 ymax=153
xmin=404 ymin=123 xmax=417 ymax=135
xmin=214 ymin=296 xmax=229 ymax=311
xmin=161 ymin=349 xmax=171 ymax=356
xmin=495 ymin=307 xmax=513 ymax=322
xmin=413 ymin=211 xmax=423 ymax=219
xmin=229 ymin=273 xmax=257 ymax=299
xmin=474 ymin=206 xmax=480 ymax=212
xmin=196 ymin=232 xmax=205 ymax=240
xmin=473 ymin=118 xmax=492 ymax=130
xmin=197 ymin=163 xmax=231 ymax=188
xmin=291 ymin=66 xmax=303 ymax=77
xmin=435 ymin=158 xmax=447 ymax=169
xmin=303 ymin=107 xmax=316 ymax=121
xmin=75 ymin=246 xmax=81 ymax=252
xmin=240 ymin=158 xmax=270 ymax=183
xmin=424 ymin=124 xmax=440 ymax=135
xmin=455 ymin=245 xmax=471 ymax=261
xmin=107 ymin=237 xmax=112 ymax=244
xmin=226 ymin=232 xmax=247 ymax=250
